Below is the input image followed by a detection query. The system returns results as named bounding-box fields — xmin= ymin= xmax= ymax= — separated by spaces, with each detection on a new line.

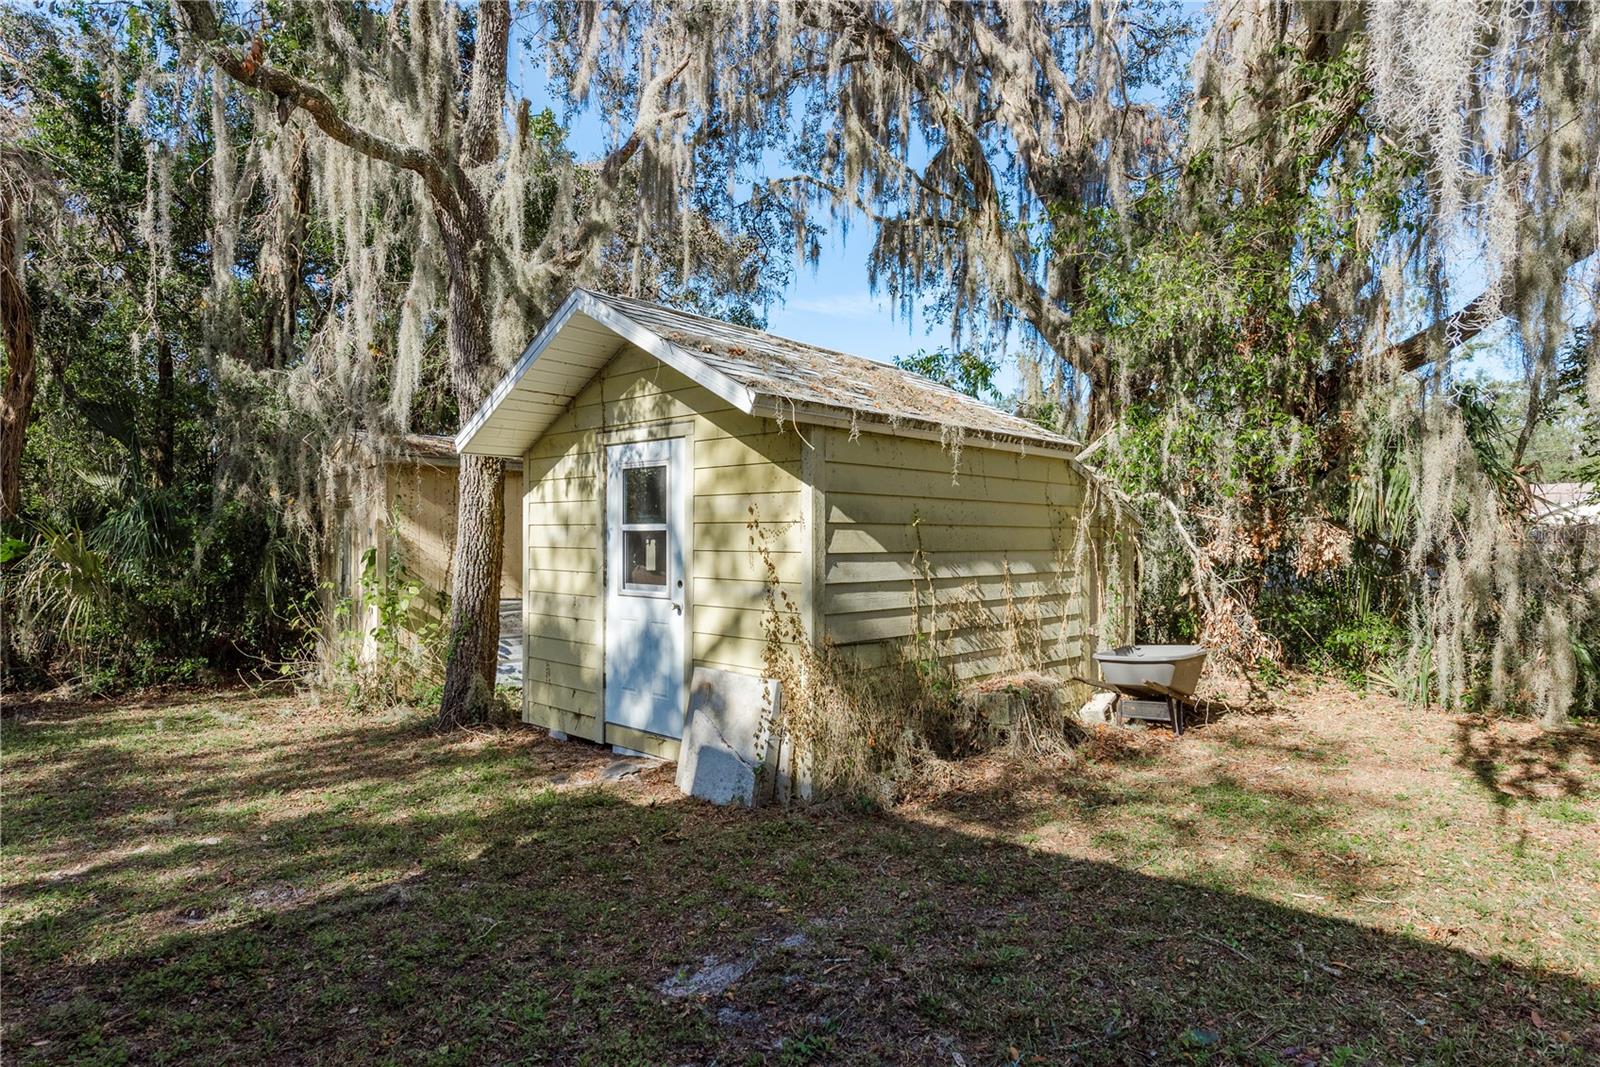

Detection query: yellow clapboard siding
xmin=525 ymin=656 xmax=600 ymax=692
xmin=526 ymin=476 xmax=597 ymax=505
xmin=820 ymin=427 xmax=1107 ymax=688
xmin=526 ymin=591 xmax=598 ymax=621
xmin=524 ymin=700 xmax=603 ymax=741
xmin=696 ymin=491 xmax=800 ymax=523
xmin=826 ymin=492 xmax=1078 ymax=529
xmin=827 ymin=582 xmax=1088 ymax=616
xmin=527 ymin=614 xmax=598 ymax=646
xmin=526 ymin=513 xmax=591 ymax=533
xmin=524 ymin=678 xmax=600 ymax=715
xmin=689 ymin=577 xmax=800 ymax=611
xmin=524 ymin=700 xmax=560 ymax=730
xmin=826 ymin=603 xmax=1087 ymax=644
xmin=837 ymin=641 xmax=1089 ymax=681
xmin=527 ymin=545 xmax=594 ymax=574
xmin=694 ymin=548 xmax=805 ymax=584
xmin=690 ymin=410 xmax=790 ymax=443
xmin=524 ymin=448 xmax=598 ymax=484
xmin=692 ymin=631 xmax=776 ymax=673
xmin=527 ymin=632 xmax=598 ymax=669
xmin=826 ymin=432 xmax=1076 ymax=483
xmin=698 ymin=518 xmax=804 ymax=555
xmin=695 ymin=431 xmax=804 ymax=468
xmin=695 ymin=461 xmax=803 ymax=497
xmin=825 ymin=550 xmax=1070 ymax=585
xmin=827 ymin=522 xmax=1072 ymax=555
xmin=525 ymin=523 xmax=598 ymax=550
xmin=692 ymin=603 xmax=778 ymax=643
xmin=826 ymin=461 xmax=1082 ymax=507
xmin=527 ymin=568 xmax=598 ymax=597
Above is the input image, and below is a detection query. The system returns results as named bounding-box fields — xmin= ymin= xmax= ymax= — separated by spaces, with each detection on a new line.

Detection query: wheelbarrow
xmin=1085 ymin=644 xmax=1209 ymax=735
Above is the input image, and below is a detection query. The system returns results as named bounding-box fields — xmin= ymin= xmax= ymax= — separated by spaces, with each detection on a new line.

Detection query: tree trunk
xmin=179 ymin=0 xmax=532 ymax=729
xmin=155 ymin=332 xmax=175 ymax=486
xmin=1 ymin=183 xmax=36 ymax=524
xmin=435 ymin=197 xmax=506 ymax=729
xmin=262 ymin=137 xmax=309 ymax=371
xmin=438 ymin=451 xmax=506 ymax=726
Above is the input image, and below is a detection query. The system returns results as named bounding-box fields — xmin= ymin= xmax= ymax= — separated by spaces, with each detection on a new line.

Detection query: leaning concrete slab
xmin=675 ymin=667 xmax=780 ymax=807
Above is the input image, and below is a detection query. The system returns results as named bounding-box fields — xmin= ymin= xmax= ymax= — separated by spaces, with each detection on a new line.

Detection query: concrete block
xmin=1076 ymin=691 xmax=1117 ymax=727
xmin=771 ymin=724 xmax=814 ymax=806
xmin=676 ymin=667 xmax=781 ymax=807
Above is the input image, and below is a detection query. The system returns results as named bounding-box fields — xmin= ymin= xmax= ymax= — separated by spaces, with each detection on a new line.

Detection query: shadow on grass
xmin=1453 ymin=715 xmax=1600 ymax=809
xmin=920 ymin=752 xmax=1394 ymax=905
xmin=5 ymin=710 xmax=1598 ymax=1064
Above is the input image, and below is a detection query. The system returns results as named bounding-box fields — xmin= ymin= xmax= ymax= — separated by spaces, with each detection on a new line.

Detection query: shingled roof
xmin=456 ymin=289 xmax=1078 ymax=458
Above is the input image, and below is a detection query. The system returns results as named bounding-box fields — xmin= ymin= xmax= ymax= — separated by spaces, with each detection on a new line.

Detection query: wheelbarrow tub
xmin=1092 ymin=644 xmax=1208 ymax=699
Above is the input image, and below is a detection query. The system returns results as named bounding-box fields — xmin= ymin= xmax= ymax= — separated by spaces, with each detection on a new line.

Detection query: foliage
xmin=1068 ymin=7 xmax=1598 ymax=721
xmin=751 ymin=503 xmax=1108 ymax=804
xmin=0 ymin=0 xmax=786 ymax=697
xmin=328 ymin=545 xmax=444 ymax=711
xmin=0 ymin=3 xmax=318 ymax=689
xmin=893 ymin=348 xmax=1000 ymax=402
xmin=5 ymin=0 xmax=1597 ymax=724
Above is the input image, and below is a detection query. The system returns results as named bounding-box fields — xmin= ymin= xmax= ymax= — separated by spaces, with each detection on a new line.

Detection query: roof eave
xmin=750 ymin=395 xmax=1141 ymax=529
xmin=749 ymin=396 xmax=1081 ymax=458
xmin=453 ymin=289 xmax=759 ymax=458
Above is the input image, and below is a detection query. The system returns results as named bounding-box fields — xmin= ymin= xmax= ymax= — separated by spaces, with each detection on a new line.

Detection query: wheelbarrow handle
xmin=1068 ymin=676 xmax=1122 ymax=694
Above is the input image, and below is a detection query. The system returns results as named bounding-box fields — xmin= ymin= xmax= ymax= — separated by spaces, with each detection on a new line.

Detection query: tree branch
xmin=816 ymin=3 xmax=1085 ymax=376
xmin=1 ymin=171 xmax=39 ymax=523
xmin=175 ymin=1 xmax=455 ymax=210
xmin=1382 ymin=187 xmax=1597 ymax=372
xmin=535 ymin=52 xmax=692 ymax=278
xmin=461 ymin=0 xmax=511 ymax=167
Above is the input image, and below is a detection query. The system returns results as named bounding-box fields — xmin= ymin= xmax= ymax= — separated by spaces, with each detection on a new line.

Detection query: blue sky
xmin=761 ymin=238 xmax=948 ymax=361
xmin=513 ymin=53 xmax=955 ymax=365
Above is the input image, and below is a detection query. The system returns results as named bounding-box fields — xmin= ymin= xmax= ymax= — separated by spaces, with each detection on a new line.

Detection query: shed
xmin=457 ymin=290 xmax=1132 ymax=758
xmin=323 ymin=434 xmax=524 ymax=681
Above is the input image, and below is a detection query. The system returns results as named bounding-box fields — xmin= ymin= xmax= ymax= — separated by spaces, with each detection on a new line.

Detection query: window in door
xmin=621 ymin=463 xmax=669 ymax=593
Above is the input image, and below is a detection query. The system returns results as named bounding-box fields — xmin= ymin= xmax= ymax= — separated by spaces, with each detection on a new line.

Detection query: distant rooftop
xmin=1531 ymin=482 xmax=1599 ymax=525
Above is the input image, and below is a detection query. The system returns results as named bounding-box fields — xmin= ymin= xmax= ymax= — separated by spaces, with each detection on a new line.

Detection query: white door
xmin=604 ymin=438 xmax=688 ymax=738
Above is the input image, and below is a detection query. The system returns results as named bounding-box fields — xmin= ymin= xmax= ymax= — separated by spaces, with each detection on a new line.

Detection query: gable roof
xmin=455 ymin=289 xmax=1080 ymax=458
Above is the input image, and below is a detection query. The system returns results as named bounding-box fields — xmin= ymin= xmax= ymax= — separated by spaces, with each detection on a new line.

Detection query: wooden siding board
xmin=826 ymin=461 xmax=1085 ymax=506
xmin=826 ymin=433 xmax=1077 ymax=482
xmin=827 ymin=523 xmax=1073 ymax=555
xmin=826 ymin=492 xmax=1080 ymax=528
xmin=821 ymin=430 xmax=1108 ymax=688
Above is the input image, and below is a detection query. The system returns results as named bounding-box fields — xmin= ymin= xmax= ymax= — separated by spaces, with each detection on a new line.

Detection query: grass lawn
xmin=3 ymin=680 xmax=1598 ymax=1065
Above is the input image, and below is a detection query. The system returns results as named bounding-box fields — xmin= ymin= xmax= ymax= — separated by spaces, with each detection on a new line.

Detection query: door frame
xmin=595 ymin=421 xmax=695 ymax=752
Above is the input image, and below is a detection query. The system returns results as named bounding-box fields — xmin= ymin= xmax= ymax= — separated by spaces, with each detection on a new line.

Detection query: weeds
xmin=324 ymin=544 xmax=445 ymax=710
xmin=748 ymin=506 xmax=1097 ymax=804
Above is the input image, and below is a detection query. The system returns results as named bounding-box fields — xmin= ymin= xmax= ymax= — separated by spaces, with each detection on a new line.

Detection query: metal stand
xmin=1114 ymin=695 xmax=1186 ymax=736
xmin=1071 ymin=675 xmax=1197 ymax=738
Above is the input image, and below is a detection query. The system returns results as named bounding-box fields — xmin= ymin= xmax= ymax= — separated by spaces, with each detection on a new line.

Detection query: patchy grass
xmin=3 ymin=681 xmax=1598 ymax=1065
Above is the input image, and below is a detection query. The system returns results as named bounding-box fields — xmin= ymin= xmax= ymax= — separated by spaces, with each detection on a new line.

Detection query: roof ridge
xmin=575 ymin=288 xmax=1000 ymax=406
xmin=579 ymin=287 xmax=893 ymax=365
